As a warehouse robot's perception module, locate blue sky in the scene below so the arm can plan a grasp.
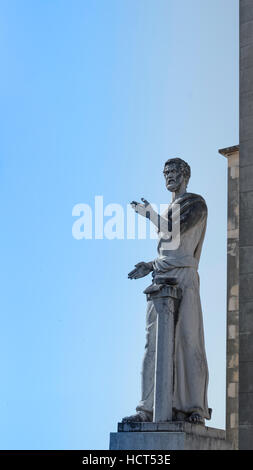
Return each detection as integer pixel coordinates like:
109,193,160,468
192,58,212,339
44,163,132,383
0,0,238,449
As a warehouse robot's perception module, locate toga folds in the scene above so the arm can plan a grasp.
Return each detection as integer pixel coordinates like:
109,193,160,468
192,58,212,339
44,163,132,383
136,192,211,420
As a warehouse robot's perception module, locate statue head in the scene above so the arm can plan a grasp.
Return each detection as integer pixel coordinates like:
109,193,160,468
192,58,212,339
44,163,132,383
163,158,191,193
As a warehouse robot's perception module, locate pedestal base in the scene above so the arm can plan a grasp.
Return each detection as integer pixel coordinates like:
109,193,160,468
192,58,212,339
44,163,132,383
109,422,233,450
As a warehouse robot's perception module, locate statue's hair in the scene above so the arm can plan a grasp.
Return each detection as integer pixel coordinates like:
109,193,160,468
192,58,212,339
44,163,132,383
164,157,191,187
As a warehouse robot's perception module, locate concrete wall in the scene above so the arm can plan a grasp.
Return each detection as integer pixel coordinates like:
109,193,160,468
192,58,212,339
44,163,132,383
239,0,253,450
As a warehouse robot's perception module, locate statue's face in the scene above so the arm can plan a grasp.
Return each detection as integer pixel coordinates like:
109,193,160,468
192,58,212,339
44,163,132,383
163,163,185,192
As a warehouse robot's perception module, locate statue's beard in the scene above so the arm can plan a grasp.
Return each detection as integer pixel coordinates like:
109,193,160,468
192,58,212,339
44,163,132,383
166,180,179,192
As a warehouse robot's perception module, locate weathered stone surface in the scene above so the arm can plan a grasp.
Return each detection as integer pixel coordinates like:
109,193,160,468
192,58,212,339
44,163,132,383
228,354,239,371
118,421,225,437
240,190,253,218
239,301,253,332
240,116,253,144
239,332,253,361
241,44,253,70
241,20,253,47
239,392,253,424
110,431,184,450
227,337,239,356
240,247,253,273
240,66,253,94
239,139,253,166
110,422,232,450
240,273,253,301
241,0,253,24
240,166,253,192
227,366,239,384
227,309,239,324
239,218,253,246
240,91,253,118
239,362,253,392
219,146,239,450
239,425,253,450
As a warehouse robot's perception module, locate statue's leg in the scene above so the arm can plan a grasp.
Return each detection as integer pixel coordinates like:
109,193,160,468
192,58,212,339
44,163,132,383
136,299,157,420
173,284,211,421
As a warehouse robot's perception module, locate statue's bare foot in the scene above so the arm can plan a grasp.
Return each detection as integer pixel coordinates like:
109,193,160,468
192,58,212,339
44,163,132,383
185,412,205,425
122,411,152,423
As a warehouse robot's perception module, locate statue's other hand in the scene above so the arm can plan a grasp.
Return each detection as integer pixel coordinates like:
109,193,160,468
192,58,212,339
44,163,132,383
128,262,153,280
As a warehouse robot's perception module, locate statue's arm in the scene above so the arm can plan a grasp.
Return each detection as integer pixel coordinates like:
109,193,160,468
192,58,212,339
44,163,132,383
145,260,155,271
156,199,207,235
130,198,172,234
130,197,207,235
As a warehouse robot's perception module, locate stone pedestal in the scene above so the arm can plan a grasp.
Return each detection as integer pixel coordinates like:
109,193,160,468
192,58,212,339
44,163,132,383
109,283,231,450
145,285,181,423
109,422,232,450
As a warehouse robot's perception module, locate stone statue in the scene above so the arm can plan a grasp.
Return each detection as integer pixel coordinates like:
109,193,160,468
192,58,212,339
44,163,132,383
122,158,211,426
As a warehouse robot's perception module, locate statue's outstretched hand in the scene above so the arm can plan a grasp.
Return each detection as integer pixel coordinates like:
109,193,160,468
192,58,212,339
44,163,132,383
131,198,154,219
128,262,153,280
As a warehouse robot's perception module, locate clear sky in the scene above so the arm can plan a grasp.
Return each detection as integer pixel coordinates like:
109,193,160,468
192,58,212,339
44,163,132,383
0,0,238,449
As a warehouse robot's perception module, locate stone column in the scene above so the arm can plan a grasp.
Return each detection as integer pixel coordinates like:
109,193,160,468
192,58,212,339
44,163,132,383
145,285,181,422
240,0,253,450
219,145,239,450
